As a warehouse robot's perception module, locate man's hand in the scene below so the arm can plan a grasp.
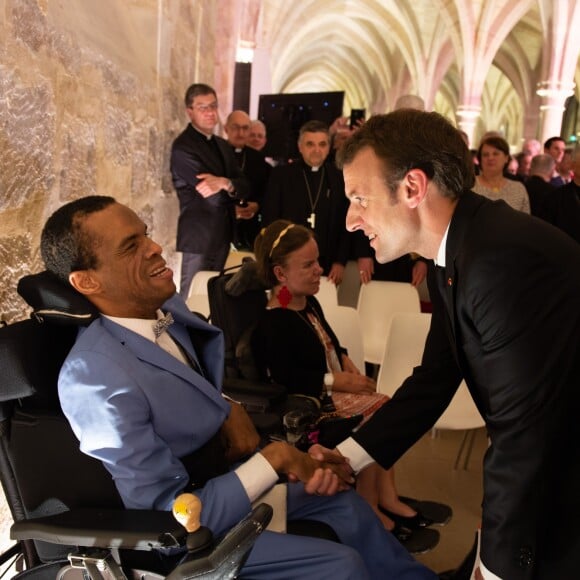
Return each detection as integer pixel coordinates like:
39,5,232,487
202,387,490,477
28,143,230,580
196,173,231,198
327,263,345,285
235,200,259,220
308,444,354,483
357,257,374,285
260,442,354,494
220,401,260,463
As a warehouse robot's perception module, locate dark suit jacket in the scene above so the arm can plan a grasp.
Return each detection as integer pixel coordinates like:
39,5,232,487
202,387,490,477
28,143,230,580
524,175,555,218
262,160,351,272
353,192,580,579
541,180,580,244
171,124,250,254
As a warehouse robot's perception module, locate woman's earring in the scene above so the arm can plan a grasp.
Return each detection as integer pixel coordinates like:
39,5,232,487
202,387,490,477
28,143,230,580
277,285,292,308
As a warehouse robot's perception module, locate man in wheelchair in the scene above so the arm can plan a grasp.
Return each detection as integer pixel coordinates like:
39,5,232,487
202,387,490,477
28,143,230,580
37,196,436,579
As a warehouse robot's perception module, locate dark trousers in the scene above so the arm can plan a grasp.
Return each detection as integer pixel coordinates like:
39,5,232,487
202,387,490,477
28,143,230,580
180,245,230,298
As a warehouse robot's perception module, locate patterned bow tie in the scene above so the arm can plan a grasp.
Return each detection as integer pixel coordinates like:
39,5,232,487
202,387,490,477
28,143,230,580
153,312,174,338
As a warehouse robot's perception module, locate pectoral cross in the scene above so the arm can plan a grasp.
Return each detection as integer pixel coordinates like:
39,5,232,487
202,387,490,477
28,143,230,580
307,212,316,229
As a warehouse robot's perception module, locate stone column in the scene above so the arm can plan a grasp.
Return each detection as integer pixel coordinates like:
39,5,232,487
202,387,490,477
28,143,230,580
536,80,576,142
456,104,482,148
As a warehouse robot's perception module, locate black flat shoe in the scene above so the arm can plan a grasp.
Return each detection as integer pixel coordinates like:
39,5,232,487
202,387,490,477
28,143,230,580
379,505,434,528
398,496,453,526
392,526,440,554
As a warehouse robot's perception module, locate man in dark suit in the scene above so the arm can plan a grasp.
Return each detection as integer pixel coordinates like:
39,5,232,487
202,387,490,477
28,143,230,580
524,154,556,217
262,120,351,285
324,110,580,579
171,84,250,298
224,110,271,251
541,147,580,245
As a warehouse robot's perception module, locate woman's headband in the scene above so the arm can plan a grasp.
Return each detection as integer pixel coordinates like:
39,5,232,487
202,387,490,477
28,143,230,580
268,224,295,258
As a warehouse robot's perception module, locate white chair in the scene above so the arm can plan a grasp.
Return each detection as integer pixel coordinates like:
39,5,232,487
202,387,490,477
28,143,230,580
185,270,219,318
186,293,211,319
225,249,255,270
324,304,365,372
188,270,219,297
316,276,339,312
377,312,484,469
357,281,420,365
376,312,431,396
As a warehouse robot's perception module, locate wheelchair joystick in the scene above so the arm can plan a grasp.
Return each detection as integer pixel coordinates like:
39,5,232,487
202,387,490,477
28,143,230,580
173,493,214,553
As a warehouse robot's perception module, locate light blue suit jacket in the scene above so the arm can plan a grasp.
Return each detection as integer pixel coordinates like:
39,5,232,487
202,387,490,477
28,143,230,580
58,294,253,536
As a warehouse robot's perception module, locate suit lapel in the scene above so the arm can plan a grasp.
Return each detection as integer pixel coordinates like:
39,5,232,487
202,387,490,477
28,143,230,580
100,301,225,407
442,192,488,358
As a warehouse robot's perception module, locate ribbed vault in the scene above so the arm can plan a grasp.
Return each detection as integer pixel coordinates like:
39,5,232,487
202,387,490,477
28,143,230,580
251,0,580,147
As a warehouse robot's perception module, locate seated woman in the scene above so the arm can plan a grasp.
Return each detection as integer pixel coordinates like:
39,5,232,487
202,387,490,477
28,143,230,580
251,219,441,553
473,135,530,213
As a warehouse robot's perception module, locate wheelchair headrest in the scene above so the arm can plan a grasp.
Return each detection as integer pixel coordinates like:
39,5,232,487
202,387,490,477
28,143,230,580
18,271,99,326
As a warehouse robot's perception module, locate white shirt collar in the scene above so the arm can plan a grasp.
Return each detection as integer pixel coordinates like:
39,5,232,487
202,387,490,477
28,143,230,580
104,310,166,343
435,221,451,267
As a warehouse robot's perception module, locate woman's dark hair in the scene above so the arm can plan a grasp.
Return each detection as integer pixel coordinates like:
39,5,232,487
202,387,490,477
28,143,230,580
253,220,314,287
477,136,510,168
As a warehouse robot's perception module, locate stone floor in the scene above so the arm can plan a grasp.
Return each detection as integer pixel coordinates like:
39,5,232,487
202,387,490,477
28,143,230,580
0,426,486,577
397,427,486,575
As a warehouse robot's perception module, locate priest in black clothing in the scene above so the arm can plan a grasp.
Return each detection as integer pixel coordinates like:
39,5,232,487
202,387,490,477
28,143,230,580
224,110,272,251
262,120,351,285
170,84,249,298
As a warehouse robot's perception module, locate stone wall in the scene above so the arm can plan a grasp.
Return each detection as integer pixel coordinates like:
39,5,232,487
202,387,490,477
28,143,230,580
0,0,221,322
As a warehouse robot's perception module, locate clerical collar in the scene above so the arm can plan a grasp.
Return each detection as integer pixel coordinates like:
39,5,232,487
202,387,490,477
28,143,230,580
190,124,214,141
104,310,167,344
301,159,323,173
435,222,451,267
234,147,243,153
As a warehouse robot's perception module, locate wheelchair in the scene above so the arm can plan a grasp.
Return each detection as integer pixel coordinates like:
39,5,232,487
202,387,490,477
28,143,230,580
0,271,273,579
0,270,344,578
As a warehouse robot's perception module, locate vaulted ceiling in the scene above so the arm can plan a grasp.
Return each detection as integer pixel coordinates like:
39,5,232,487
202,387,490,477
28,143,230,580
247,0,580,148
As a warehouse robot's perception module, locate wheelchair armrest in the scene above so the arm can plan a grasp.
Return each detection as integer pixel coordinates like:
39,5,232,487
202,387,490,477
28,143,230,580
222,378,286,413
10,508,186,550
166,503,273,580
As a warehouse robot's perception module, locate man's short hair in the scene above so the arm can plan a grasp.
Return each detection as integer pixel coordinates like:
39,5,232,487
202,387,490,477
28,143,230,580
41,196,116,283
543,136,565,150
184,83,217,108
299,120,329,140
530,154,555,176
337,110,474,200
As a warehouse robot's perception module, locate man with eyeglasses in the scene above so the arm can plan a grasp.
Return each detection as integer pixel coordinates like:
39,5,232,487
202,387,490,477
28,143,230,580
171,83,250,298
224,110,271,251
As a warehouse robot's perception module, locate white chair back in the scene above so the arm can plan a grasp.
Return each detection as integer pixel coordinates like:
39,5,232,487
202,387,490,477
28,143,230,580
188,270,219,297
357,281,420,365
377,311,485,468
316,276,339,312
376,312,431,396
185,270,219,318
324,304,365,372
